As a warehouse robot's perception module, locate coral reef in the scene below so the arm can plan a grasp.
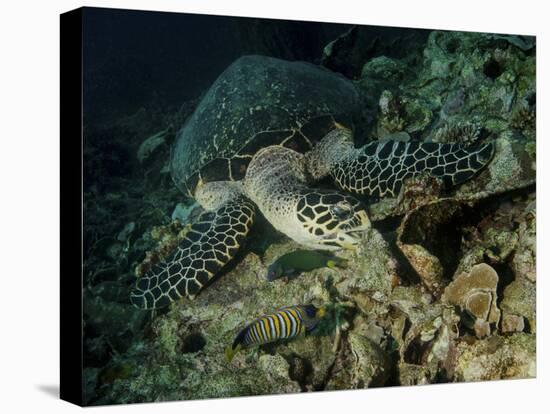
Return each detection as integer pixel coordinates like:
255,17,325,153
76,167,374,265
431,122,482,145
455,334,536,381
83,29,536,404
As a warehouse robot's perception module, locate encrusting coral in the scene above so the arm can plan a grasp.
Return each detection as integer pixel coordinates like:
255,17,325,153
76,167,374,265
442,263,500,339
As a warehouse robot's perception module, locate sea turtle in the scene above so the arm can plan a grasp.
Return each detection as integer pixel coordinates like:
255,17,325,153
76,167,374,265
130,55,494,309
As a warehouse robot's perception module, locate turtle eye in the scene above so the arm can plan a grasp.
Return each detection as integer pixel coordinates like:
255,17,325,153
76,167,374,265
331,201,353,220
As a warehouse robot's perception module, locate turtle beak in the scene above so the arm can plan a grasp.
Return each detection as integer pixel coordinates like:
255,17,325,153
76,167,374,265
323,211,371,250
350,210,370,231
341,210,371,249
336,233,362,250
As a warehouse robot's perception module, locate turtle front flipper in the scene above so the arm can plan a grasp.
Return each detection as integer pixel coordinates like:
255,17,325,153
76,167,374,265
130,196,255,309
333,140,495,198
309,127,495,198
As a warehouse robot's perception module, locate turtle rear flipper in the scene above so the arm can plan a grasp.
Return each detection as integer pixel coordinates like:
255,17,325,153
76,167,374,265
130,196,255,309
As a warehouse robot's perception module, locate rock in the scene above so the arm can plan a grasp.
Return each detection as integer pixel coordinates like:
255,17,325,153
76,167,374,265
362,321,386,346
184,357,301,400
326,331,391,389
376,90,433,138
485,34,536,51
500,277,536,331
257,354,296,385
390,285,459,373
395,306,459,383
473,319,491,339
395,199,463,292
337,227,397,302
442,263,500,328
500,314,525,334
510,105,536,135
383,131,411,142
103,224,398,402
83,295,149,353
322,26,428,80
171,201,200,224
137,130,167,163
512,203,536,282
106,242,123,260
89,281,130,304
427,322,458,380
455,132,535,200
441,88,466,117
398,363,430,386
83,368,100,405
453,195,532,278
398,243,444,297
377,90,405,136
455,334,535,381
283,335,335,390
361,56,409,83
483,227,519,263
117,222,135,242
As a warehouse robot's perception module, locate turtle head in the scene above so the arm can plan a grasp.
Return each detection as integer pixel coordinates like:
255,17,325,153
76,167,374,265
295,191,370,250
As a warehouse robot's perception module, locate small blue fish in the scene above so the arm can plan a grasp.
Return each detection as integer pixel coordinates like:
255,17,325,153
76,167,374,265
225,304,326,362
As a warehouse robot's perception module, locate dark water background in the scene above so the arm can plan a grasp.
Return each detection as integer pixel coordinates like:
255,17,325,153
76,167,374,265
83,8,350,127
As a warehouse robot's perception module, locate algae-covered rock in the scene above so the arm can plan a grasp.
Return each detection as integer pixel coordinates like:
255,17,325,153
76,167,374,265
512,201,536,282
102,225,397,402
398,363,430,386
361,56,409,83
336,227,397,301
137,130,168,164
281,335,336,390
116,222,136,242
390,285,459,376
325,331,391,390
395,199,464,293
398,243,444,297
322,26,428,79
398,312,458,385
500,314,525,334
83,295,149,353
455,334,536,381
83,368,100,405
375,90,433,138
170,201,200,224
500,277,536,331
361,29,536,222
455,132,535,199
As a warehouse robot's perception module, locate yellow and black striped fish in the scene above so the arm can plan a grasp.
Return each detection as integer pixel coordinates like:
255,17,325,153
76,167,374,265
225,304,326,362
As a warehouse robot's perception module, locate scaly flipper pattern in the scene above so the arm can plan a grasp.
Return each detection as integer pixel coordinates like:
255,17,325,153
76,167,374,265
130,196,255,309
332,140,495,198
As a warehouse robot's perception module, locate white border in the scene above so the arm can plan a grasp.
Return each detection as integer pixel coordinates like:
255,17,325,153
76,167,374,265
0,0,546,413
